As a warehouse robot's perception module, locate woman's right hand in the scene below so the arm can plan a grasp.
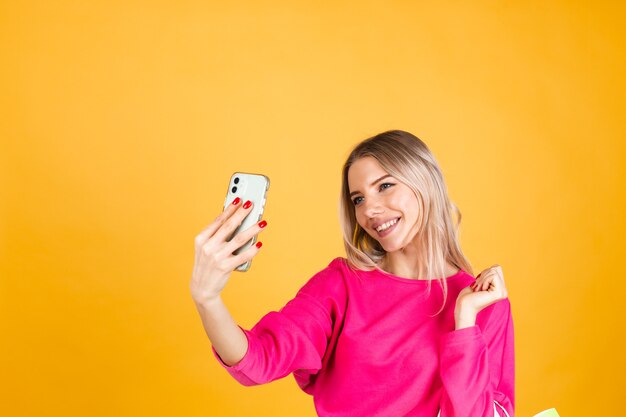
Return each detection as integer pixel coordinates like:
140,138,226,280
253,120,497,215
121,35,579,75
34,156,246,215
190,197,267,306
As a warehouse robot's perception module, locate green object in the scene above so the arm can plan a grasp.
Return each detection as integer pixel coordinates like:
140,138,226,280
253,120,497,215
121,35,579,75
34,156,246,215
533,408,560,417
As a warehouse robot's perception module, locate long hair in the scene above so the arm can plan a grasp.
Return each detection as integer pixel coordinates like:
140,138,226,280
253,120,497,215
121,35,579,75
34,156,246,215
338,130,474,315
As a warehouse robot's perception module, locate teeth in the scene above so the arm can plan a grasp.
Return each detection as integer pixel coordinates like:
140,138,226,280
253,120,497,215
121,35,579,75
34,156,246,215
376,218,399,232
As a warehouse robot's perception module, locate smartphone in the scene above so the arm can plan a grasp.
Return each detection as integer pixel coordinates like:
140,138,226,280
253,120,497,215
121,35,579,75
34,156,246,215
222,172,270,272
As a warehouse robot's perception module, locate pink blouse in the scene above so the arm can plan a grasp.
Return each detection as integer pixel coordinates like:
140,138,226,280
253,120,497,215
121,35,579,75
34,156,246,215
212,257,515,417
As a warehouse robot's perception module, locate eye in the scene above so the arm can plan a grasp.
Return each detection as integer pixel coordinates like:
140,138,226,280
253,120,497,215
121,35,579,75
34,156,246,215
352,196,363,205
352,183,395,206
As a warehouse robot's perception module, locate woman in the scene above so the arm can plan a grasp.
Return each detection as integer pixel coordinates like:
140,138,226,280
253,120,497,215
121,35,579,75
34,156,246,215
190,130,514,417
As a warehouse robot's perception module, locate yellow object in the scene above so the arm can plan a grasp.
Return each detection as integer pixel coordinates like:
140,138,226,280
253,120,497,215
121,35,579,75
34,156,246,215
533,408,560,417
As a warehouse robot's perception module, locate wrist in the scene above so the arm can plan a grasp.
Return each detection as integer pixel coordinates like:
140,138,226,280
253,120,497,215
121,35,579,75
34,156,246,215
195,296,223,310
454,304,477,330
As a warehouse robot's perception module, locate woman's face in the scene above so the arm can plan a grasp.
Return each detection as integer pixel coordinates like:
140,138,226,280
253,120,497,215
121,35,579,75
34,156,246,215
347,156,421,253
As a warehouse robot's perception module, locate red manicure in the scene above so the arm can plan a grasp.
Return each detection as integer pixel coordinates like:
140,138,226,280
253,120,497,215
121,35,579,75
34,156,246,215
258,220,267,228
232,197,241,205
243,200,252,209
255,241,263,248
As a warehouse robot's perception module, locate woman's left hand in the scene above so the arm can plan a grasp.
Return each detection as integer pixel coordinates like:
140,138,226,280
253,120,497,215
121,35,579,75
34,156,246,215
455,264,509,318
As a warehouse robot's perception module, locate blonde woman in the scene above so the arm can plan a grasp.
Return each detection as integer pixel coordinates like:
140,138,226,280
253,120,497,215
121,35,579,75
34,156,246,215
190,130,514,417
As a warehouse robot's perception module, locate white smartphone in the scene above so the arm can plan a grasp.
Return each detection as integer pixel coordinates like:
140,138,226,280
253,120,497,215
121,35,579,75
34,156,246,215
222,172,270,272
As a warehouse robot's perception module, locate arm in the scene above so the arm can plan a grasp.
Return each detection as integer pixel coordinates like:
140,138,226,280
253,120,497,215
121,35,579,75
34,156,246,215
190,196,267,367
454,305,477,330
439,298,515,417
194,297,248,366
210,261,347,389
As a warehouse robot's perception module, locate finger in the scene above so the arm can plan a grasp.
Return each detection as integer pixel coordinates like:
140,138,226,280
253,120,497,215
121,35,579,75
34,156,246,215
484,267,504,289
472,269,494,291
481,272,497,291
471,270,482,286
485,274,506,296
222,218,268,256
472,269,489,286
224,237,263,272
212,200,255,243
195,197,243,247
492,270,508,297
495,266,505,283
193,197,242,268
490,265,504,280
472,265,508,295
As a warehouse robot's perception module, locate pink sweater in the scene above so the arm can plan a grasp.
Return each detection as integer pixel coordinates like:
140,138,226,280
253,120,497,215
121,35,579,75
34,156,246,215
212,257,515,417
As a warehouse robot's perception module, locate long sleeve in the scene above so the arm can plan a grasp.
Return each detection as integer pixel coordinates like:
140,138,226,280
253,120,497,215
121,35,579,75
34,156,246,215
438,298,515,417
211,262,347,392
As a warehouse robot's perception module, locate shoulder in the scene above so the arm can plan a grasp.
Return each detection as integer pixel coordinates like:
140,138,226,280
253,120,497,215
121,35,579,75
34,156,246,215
296,257,350,299
311,257,351,278
289,257,350,318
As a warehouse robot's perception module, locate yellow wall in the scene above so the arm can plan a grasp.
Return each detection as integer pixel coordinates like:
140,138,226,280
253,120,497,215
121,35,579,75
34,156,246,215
1,1,624,416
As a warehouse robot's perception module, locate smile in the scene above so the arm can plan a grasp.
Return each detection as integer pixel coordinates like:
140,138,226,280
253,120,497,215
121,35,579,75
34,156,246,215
376,217,401,237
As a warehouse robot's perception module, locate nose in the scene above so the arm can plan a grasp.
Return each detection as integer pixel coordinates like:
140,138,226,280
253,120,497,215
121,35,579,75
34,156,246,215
362,196,385,219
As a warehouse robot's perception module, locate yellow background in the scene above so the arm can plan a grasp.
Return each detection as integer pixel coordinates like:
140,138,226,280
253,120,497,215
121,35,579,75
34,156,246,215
1,1,624,416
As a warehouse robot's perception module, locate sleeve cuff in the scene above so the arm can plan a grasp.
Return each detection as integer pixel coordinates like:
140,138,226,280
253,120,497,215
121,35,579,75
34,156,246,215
440,324,483,346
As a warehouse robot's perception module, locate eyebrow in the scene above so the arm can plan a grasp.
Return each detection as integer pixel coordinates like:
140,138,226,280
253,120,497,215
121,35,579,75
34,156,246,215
349,174,393,198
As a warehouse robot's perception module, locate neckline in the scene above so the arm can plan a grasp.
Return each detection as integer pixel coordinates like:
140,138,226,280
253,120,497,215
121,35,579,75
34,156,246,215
370,267,466,284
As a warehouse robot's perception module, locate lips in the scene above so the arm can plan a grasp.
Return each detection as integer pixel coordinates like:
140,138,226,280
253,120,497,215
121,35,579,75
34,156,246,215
372,217,401,231
375,217,401,237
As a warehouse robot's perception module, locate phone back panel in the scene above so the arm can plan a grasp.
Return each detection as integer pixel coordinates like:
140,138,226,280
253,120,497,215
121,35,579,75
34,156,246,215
222,172,270,272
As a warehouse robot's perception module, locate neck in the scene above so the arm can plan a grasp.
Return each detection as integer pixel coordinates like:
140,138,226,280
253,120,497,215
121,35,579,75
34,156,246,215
382,249,458,280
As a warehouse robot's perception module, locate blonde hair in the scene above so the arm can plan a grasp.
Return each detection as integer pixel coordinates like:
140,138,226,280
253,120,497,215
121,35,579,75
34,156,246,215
338,130,474,315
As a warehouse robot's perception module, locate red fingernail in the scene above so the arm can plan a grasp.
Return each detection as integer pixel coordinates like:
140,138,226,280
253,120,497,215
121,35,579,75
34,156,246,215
243,200,252,209
258,220,267,228
232,197,241,205
255,241,262,248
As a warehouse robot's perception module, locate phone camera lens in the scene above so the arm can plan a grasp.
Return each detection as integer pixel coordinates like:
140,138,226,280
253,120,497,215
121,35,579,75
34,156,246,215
231,186,237,193
234,178,240,184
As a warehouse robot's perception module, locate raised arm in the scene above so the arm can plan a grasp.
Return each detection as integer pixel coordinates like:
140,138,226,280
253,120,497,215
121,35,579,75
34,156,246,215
190,197,267,366
210,259,347,390
438,265,514,416
439,297,515,417
194,297,248,366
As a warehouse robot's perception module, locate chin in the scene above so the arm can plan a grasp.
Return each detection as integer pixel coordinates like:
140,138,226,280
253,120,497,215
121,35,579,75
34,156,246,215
379,241,403,253
384,246,403,254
